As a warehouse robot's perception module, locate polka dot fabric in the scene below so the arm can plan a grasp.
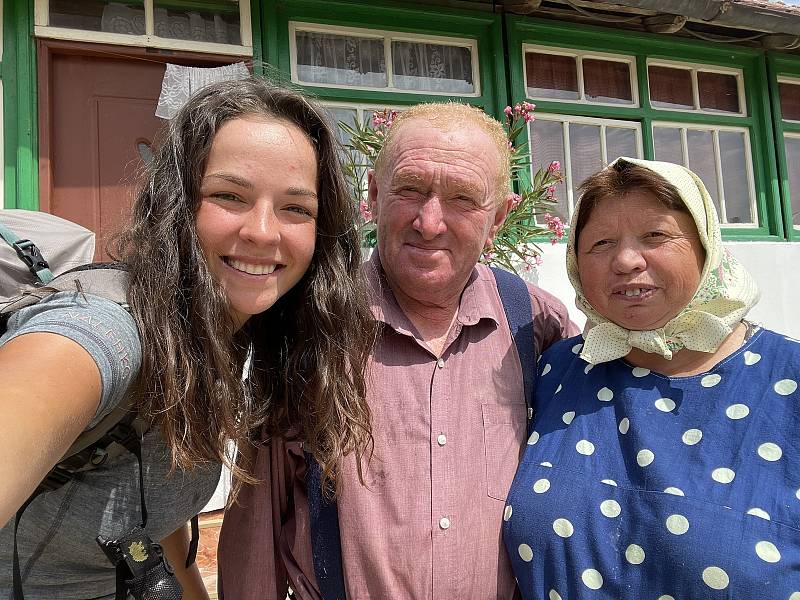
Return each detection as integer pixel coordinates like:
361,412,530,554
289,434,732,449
503,330,800,598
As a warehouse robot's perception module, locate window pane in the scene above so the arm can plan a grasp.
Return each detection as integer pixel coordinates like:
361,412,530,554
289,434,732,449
606,127,638,163
296,31,386,88
152,1,241,44
49,0,145,34
569,123,603,205
698,71,740,114
653,127,683,164
392,42,474,93
780,82,800,122
686,130,721,215
525,52,579,100
718,131,753,223
530,120,568,221
325,107,359,145
785,137,800,227
583,59,632,104
649,66,693,110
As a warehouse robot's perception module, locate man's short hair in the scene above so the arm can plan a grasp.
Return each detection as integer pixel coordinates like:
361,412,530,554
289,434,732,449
373,103,511,204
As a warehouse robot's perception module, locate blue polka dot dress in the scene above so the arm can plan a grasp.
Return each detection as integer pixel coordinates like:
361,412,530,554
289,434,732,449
503,328,800,599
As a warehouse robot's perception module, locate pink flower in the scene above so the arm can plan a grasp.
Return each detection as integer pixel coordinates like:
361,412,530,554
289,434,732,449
534,254,543,266
543,213,565,244
510,193,522,209
512,102,536,124
504,106,513,116
359,200,373,223
547,160,561,173
371,109,398,130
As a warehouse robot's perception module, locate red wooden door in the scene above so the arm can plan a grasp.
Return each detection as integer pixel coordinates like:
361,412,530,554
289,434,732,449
39,40,246,259
43,49,164,259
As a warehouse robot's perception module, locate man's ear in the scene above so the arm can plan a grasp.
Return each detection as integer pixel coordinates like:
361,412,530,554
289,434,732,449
367,169,379,218
485,193,514,249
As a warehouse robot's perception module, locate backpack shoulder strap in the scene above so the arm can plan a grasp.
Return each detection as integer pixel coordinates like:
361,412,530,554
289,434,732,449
490,267,537,421
305,452,347,600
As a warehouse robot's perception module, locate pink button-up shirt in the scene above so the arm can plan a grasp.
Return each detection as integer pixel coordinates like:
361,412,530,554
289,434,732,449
219,257,578,600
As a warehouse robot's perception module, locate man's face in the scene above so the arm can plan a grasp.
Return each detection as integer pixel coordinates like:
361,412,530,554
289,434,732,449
369,121,510,305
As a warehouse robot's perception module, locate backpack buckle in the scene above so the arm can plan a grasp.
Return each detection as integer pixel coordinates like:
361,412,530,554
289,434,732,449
12,239,51,278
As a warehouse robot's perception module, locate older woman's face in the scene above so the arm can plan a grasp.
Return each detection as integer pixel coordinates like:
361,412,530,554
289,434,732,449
577,190,705,331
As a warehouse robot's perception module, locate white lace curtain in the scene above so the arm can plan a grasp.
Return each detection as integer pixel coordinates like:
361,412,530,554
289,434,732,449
392,42,473,93
101,3,239,45
296,31,386,87
296,31,473,93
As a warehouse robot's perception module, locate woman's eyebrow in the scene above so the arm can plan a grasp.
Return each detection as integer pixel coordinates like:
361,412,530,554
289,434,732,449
287,186,318,199
203,172,253,189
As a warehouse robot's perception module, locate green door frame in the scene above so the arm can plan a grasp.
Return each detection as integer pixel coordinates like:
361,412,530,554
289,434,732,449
3,0,38,210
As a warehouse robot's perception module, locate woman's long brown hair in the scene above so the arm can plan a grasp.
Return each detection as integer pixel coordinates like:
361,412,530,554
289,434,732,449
114,77,375,491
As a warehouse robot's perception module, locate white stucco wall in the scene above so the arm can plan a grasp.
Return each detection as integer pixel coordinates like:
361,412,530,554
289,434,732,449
535,241,800,339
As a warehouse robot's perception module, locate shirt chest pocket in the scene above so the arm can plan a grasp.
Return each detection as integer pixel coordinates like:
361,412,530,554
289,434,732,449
481,403,527,500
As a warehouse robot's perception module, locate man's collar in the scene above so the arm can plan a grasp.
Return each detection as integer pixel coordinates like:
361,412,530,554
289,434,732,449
365,251,502,332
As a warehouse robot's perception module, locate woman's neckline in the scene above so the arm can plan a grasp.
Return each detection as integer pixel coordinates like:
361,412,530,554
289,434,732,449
621,321,756,378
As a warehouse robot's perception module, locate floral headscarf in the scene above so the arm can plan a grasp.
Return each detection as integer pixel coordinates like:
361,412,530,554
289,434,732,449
567,157,760,365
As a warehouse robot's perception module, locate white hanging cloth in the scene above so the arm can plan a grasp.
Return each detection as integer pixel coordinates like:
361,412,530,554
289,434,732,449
155,62,250,119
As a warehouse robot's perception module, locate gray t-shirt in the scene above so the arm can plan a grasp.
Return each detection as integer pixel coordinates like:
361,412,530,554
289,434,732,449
0,292,221,599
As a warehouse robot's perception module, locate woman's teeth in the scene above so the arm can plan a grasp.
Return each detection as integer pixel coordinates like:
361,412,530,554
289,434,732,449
625,288,644,297
227,259,276,275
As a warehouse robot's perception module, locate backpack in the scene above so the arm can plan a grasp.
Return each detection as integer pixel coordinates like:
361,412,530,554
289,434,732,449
0,210,198,600
306,266,537,600
0,209,95,297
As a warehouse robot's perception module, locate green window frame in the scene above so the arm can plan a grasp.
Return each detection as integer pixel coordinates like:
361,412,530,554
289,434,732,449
507,16,782,241
267,0,506,119
768,53,800,241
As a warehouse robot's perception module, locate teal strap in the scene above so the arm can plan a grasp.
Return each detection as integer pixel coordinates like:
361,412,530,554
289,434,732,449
0,221,54,284
0,221,22,246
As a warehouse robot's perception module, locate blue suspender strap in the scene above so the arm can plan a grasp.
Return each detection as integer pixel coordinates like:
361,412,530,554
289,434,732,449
0,221,54,284
305,452,347,600
490,267,537,422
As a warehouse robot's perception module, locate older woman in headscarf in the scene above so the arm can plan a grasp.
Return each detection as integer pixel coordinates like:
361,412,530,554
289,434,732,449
502,157,800,598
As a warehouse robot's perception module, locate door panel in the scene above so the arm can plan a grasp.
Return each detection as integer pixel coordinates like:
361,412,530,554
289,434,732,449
48,51,164,260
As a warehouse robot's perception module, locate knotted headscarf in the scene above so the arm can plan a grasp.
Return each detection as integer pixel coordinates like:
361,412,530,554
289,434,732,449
567,157,760,365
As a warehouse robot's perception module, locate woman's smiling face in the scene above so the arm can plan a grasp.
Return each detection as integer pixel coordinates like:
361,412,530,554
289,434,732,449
576,190,705,331
195,116,319,329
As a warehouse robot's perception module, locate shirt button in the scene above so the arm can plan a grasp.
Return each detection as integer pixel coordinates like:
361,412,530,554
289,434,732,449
439,517,451,530
436,358,445,369
437,434,447,446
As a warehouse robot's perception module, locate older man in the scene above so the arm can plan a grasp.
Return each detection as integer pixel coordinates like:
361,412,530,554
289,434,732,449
218,103,577,599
